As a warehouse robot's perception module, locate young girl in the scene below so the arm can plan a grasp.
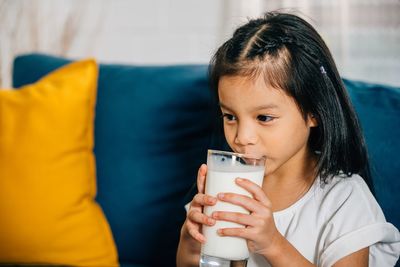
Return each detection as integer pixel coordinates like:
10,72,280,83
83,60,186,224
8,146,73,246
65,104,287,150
176,12,400,267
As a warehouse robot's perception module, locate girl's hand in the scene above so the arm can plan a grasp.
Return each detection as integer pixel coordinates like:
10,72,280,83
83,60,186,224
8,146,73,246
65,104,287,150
183,164,217,243
212,178,282,255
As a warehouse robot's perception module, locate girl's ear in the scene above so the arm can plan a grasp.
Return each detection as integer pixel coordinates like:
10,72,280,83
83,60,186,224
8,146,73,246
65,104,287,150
308,113,318,127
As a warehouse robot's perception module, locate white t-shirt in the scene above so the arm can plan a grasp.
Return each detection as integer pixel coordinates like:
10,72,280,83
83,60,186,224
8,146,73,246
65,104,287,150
249,174,400,266
188,174,400,266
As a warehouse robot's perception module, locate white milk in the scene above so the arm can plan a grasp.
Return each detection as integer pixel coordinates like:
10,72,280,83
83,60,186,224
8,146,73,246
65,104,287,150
201,166,265,260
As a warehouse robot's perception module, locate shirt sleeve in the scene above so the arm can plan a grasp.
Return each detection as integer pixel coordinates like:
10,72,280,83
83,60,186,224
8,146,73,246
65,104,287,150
317,175,400,266
184,202,191,213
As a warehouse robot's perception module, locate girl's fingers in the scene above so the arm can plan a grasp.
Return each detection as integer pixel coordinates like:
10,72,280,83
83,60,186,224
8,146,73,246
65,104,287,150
188,209,216,226
192,193,217,207
212,211,256,227
217,192,264,214
185,187,216,244
217,227,251,240
186,220,206,243
235,178,272,208
197,164,207,193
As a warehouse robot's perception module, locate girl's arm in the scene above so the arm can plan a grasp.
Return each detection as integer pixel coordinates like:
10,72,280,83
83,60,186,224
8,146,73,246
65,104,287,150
258,233,314,266
258,236,368,266
332,247,369,267
176,222,201,267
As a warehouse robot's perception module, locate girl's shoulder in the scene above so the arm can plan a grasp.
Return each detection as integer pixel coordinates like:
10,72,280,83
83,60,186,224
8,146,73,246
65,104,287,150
320,173,372,198
312,174,400,266
274,174,376,219
316,173,385,223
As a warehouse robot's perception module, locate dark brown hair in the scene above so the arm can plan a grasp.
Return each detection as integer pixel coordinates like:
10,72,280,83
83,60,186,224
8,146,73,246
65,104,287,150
209,11,373,190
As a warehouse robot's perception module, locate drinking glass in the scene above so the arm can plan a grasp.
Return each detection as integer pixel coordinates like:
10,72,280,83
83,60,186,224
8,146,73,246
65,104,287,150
200,150,266,267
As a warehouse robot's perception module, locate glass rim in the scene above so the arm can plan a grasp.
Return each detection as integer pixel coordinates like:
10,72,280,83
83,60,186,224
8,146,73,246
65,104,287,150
208,149,266,161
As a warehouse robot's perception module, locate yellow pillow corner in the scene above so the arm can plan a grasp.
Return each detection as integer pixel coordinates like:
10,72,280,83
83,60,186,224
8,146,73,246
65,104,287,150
0,59,119,267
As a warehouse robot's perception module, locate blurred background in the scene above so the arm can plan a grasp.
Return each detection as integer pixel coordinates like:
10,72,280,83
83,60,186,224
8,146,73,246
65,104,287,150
1,0,399,88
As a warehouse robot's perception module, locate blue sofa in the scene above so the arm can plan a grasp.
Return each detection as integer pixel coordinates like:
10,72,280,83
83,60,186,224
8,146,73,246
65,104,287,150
12,54,400,267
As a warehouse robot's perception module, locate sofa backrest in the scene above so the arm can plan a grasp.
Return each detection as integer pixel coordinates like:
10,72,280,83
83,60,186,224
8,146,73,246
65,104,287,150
12,54,218,266
12,54,400,265
343,78,400,229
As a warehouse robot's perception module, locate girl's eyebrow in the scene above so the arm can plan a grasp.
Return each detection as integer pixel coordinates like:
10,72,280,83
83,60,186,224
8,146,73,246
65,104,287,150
219,102,279,112
219,102,233,111
250,104,279,111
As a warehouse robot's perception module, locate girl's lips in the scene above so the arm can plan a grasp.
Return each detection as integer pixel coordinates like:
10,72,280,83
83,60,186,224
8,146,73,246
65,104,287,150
244,153,266,160
231,147,267,159
235,150,266,160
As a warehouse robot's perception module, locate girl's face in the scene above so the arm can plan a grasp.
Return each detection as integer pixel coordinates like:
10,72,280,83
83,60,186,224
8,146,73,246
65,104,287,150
218,75,318,177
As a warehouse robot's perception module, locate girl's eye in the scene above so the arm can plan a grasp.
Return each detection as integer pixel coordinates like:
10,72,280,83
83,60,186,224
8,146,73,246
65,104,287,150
222,113,237,122
257,115,274,123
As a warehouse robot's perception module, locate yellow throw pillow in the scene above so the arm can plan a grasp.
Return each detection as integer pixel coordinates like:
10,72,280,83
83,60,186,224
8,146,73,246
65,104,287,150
0,60,119,266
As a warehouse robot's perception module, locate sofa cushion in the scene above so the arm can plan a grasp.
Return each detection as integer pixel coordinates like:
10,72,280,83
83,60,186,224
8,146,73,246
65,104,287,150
12,54,216,266
343,78,400,228
0,59,118,266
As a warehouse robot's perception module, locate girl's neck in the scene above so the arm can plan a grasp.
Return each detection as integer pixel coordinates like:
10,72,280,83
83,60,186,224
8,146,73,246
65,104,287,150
262,150,318,212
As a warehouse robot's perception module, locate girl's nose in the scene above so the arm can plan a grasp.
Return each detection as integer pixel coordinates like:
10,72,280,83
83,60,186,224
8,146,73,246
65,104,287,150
234,123,258,146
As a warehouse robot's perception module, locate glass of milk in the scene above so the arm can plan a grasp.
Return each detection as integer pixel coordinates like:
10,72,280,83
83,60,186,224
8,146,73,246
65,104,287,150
200,149,266,267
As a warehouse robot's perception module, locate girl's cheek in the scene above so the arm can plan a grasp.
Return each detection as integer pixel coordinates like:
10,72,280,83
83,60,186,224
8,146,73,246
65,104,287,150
224,132,237,147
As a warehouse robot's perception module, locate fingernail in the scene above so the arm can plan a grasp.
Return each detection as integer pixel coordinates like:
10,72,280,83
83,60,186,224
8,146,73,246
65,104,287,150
218,193,224,199
208,218,215,225
217,229,223,236
212,212,218,219
202,164,207,171
236,178,244,182
206,196,216,204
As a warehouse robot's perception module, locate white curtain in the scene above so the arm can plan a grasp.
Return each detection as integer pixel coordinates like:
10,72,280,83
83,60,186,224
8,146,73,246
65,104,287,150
1,0,399,88
0,0,106,88
220,0,400,87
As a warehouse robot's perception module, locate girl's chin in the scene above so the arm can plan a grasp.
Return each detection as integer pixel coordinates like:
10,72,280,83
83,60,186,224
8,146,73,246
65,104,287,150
263,161,275,175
